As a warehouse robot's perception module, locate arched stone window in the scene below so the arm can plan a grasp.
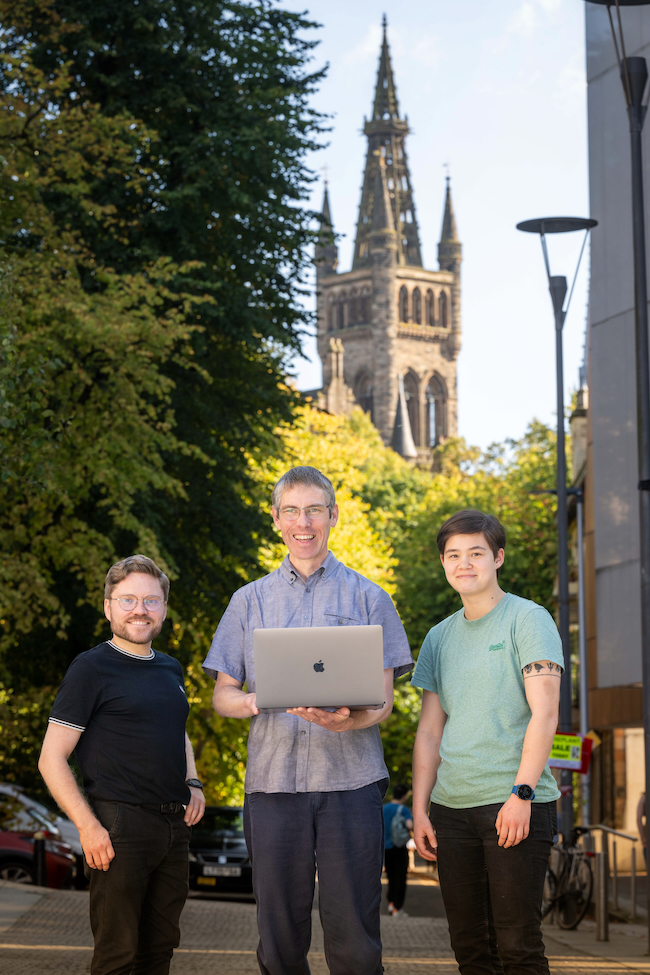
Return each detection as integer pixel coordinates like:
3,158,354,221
425,289,434,326
349,289,358,325
336,293,347,330
412,288,422,325
355,371,374,421
399,286,409,323
327,297,336,332
403,371,420,446
439,290,448,328
360,289,370,323
426,374,447,447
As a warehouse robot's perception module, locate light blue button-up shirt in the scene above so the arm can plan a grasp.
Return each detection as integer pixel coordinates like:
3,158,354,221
203,552,413,794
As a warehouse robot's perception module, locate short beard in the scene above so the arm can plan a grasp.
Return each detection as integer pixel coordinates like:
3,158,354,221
111,617,164,645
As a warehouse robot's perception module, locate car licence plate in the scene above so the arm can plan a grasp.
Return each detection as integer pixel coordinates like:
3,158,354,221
202,865,242,877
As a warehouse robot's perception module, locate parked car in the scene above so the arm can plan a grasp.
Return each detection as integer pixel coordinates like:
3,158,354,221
0,785,76,888
0,828,74,887
0,784,82,855
189,806,252,894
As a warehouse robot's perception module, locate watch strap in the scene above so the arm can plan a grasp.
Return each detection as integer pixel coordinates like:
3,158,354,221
512,784,535,801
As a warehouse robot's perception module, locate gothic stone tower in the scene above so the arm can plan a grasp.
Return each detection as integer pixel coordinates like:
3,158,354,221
314,17,462,461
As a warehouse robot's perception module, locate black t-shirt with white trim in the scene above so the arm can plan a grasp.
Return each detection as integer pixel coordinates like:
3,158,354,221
49,641,191,805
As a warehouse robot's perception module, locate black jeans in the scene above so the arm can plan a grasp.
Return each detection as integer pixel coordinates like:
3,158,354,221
384,846,408,910
430,801,556,975
244,779,388,975
89,800,190,975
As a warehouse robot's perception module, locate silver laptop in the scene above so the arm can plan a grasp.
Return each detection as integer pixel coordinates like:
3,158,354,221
253,625,384,713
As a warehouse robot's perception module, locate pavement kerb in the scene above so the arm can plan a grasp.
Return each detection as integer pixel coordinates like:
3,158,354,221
0,880,53,896
543,920,650,971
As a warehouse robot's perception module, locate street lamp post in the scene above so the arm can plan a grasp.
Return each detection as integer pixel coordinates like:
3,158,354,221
516,216,597,841
575,487,590,824
584,0,650,949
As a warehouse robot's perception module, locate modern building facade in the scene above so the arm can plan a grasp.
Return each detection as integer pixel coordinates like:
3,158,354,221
584,3,650,849
313,18,462,463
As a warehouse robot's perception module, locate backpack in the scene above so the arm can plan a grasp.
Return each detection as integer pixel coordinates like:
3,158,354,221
390,805,410,848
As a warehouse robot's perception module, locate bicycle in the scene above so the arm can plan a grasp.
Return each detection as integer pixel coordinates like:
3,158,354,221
541,826,594,930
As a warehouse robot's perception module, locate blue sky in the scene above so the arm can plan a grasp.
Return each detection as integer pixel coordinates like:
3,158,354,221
282,0,591,450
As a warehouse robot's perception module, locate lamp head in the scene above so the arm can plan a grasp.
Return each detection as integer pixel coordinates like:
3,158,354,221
517,217,598,235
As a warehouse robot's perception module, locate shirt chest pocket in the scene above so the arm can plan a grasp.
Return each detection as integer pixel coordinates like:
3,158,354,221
322,613,361,627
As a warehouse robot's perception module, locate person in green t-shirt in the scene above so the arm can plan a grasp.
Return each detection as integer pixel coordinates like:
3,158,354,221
411,509,563,975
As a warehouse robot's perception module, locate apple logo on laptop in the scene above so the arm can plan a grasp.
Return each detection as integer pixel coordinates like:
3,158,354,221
313,660,325,673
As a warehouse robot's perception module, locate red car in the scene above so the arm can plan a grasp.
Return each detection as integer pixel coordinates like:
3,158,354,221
0,795,74,888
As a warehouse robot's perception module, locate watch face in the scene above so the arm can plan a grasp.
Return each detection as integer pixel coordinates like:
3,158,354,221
517,785,534,801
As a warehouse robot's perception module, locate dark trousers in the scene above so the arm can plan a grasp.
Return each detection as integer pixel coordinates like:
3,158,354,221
430,801,556,975
384,846,408,910
244,780,388,975
89,800,190,975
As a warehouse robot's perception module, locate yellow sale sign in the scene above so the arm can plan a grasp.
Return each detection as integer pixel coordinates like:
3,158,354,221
548,733,583,771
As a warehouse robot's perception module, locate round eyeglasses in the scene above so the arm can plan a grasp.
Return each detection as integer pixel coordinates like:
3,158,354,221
108,596,164,612
278,505,332,522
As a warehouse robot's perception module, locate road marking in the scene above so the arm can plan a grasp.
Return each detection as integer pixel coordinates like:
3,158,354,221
0,944,646,970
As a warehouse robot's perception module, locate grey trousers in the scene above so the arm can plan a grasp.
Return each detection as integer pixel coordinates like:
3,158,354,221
244,779,388,975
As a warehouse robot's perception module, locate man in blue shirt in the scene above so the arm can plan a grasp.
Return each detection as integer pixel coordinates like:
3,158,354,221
383,785,413,917
204,466,414,975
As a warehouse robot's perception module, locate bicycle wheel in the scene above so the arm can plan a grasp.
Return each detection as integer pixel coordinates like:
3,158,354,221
541,866,558,919
556,857,593,930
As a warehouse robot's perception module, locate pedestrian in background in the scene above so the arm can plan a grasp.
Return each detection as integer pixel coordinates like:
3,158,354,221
383,784,413,917
204,466,414,975
39,555,205,975
411,510,562,975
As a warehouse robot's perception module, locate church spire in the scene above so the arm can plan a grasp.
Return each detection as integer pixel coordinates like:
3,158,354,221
321,182,333,226
352,17,422,270
438,175,462,271
315,181,338,278
371,14,400,124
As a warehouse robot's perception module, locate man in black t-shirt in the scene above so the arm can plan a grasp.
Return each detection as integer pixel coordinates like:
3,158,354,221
39,555,205,975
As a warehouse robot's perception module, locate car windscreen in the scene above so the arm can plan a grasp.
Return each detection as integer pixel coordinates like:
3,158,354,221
192,808,244,842
0,796,57,835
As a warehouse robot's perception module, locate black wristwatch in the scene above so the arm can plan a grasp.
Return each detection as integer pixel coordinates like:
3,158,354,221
186,778,203,790
511,784,535,801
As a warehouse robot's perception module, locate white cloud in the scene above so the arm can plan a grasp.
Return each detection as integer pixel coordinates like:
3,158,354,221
507,0,566,38
342,22,442,72
508,2,539,39
409,32,444,68
342,23,382,66
553,59,588,112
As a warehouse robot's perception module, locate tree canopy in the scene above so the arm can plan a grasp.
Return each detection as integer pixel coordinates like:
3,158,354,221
0,0,326,693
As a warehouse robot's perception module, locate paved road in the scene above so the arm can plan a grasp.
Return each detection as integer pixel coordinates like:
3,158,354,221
2,879,650,974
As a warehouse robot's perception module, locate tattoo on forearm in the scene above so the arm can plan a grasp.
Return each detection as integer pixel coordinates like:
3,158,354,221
522,660,562,678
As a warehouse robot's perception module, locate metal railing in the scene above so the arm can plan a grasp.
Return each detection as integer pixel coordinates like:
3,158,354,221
582,824,639,941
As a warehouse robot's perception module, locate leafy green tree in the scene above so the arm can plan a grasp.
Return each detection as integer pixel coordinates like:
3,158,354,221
395,422,560,653
0,0,325,678
1,0,327,654
0,24,209,684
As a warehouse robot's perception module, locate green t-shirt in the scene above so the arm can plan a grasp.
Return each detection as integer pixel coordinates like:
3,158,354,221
411,592,563,808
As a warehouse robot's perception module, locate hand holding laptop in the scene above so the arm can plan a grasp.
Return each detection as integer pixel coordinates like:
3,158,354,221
287,706,353,733
253,625,385,714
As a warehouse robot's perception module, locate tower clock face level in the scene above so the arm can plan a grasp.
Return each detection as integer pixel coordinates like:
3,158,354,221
313,18,462,462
